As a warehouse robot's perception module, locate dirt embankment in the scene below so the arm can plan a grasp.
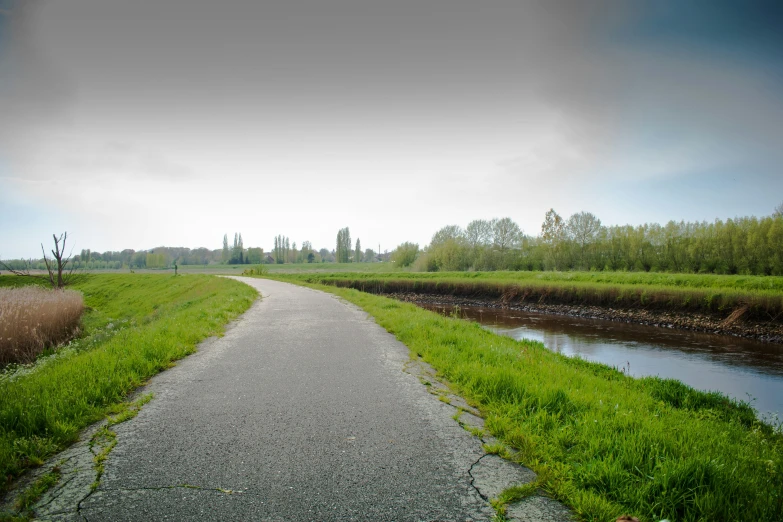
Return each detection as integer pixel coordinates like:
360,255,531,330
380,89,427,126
385,292,783,344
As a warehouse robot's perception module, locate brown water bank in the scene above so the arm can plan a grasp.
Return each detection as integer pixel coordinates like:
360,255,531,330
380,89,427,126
385,292,783,344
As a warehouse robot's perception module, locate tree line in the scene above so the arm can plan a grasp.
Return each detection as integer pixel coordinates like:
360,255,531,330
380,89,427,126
399,208,783,275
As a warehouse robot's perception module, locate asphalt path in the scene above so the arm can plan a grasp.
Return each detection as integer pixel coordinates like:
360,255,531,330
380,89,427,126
72,277,498,521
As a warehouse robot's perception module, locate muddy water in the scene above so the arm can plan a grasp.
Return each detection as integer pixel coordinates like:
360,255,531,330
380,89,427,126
419,303,783,420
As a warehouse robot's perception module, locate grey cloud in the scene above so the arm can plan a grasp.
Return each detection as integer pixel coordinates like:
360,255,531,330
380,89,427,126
3,0,782,186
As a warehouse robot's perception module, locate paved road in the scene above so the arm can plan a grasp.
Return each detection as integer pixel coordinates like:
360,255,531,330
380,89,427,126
66,278,497,520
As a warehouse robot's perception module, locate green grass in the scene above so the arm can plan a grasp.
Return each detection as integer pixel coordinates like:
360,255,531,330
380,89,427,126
12,467,61,514
252,262,398,274
267,276,782,521
163,262,398,275
269,271,783,321
0,274,256,491
267,269,783,291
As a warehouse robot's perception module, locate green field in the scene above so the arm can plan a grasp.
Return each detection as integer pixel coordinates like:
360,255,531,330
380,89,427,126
179,262,400,275
0,274,257,491
261,268,783,291
264,270,783,321
265,275,782,521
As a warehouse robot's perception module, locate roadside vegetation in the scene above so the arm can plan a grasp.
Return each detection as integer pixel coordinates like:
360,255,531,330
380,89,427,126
267,271,783,323
0,274,256,492
0,287,84,366
268,275,782,521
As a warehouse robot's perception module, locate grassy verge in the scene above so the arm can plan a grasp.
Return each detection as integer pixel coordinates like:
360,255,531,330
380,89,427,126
273,271,783,322
267,275,782,521
0,274,256,491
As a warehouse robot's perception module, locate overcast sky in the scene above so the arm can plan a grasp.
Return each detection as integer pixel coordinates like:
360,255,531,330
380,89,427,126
1,0,782,258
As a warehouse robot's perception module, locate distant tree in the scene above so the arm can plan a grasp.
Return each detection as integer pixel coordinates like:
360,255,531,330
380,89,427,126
246,247,263,264
319,248,333,262
354,238,362,263
465,220,493,247
566,211,602,268
391,242,419,267
146,251,168,268
299,241,313,263
541,209,566,244
336,227,352,263
222,234,230,263
492,217,522,252
430,225,465,247
273,235,287,264
363,248,376,262
775,202,783,218
131,251,147,268
541,209,567,270
307,252,315,263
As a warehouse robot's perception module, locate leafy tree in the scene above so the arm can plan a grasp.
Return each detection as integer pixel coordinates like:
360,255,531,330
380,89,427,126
273,235,288,264
775,202,783,218
465,219,493,247
391,242,419,267
299,241,313,263
228,233,244,264
222,234,230,264
492,217,521,252
246,247,264,264
430,225,464,247
567,211,602,269
354,238,362,263
336,227,352,263
541,209,567,270
146,252,167,268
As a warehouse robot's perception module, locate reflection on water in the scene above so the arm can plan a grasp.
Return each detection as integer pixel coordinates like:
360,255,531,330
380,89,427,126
420,304,783,419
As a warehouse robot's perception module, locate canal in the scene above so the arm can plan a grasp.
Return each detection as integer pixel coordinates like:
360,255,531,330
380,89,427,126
419,303,783,420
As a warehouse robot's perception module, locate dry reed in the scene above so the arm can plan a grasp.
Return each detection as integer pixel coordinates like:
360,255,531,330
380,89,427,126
0,287,84,366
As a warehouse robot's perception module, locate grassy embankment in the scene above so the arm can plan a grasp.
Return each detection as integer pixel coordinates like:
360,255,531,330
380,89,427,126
265,274,782,521
0,274,256,491
272,270,783,322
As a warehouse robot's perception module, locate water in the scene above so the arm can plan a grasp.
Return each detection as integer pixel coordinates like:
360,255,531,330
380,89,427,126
419,303,783,420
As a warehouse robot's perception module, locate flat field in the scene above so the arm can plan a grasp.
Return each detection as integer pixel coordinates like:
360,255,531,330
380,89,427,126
268,270,783,320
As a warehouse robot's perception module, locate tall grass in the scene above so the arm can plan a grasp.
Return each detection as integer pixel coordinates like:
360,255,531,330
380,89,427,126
0,274,256,490
281,279,783,521
274,272,783,322
0,287,84,366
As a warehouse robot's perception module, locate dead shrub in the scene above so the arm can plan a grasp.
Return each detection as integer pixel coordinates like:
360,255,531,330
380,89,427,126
0,287,84,366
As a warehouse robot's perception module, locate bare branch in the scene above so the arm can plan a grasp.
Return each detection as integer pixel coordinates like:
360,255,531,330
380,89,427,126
4,232,80,288
42,242,56,288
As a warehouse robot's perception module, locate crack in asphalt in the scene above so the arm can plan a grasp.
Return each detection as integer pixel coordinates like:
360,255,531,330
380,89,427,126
468,454,492,502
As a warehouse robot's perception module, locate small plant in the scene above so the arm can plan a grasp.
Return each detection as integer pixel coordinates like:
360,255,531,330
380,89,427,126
13,466,61,513
242,265,268,276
